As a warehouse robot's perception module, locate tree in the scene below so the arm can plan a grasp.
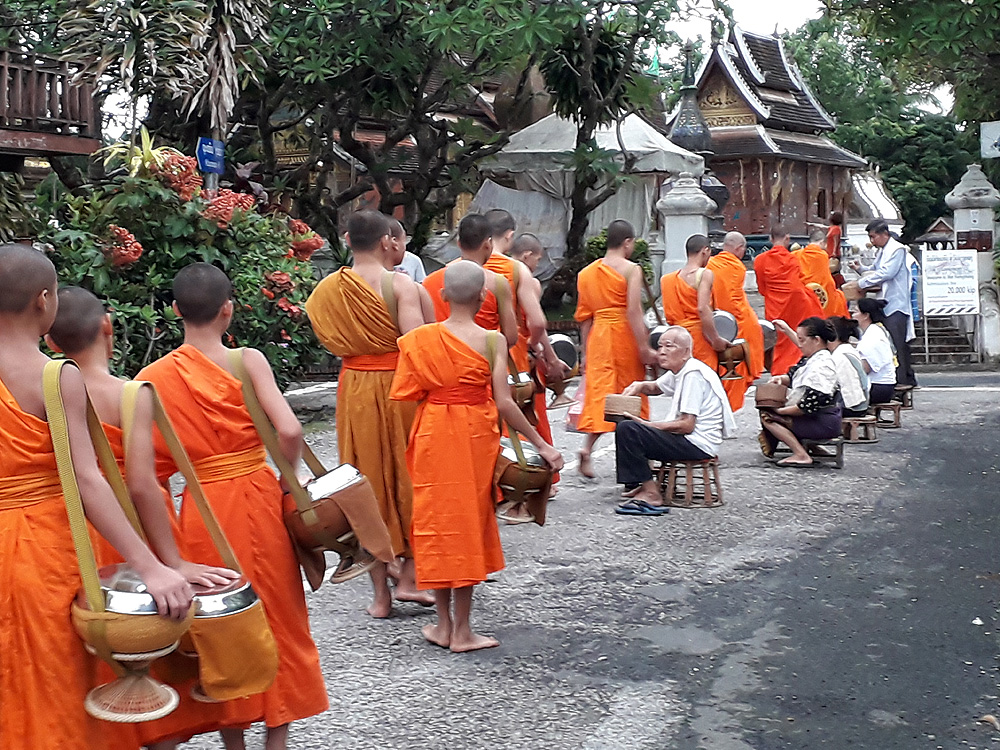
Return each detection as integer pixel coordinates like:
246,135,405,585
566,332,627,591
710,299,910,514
539,1,678,260
214,0,567,246
825,0,1000,126
834,114,972,240
782,16,920,125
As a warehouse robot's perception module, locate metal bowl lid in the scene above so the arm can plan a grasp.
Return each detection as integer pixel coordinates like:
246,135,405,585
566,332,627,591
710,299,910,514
712,310,739,342
97,564,159,615
305,463,363,503
549,335,579,367
499,437,547,468
759,319,777,350
192,576,258,618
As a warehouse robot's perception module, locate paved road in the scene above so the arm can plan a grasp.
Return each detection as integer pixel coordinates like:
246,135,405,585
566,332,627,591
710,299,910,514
184,376,999,749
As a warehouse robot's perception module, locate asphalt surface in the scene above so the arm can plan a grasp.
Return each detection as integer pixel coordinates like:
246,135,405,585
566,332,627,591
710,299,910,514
181,373,999,749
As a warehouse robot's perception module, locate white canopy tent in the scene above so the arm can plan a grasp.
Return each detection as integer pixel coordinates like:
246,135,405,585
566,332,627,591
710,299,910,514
426,114,704,276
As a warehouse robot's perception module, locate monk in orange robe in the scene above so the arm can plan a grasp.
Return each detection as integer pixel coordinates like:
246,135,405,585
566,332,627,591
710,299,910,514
47,287,241,750
422,213,518,347
661,233,730,374
138,263,328,750
508,234,569,476
575,220,657,477
793,231,849,317
707,232,766,411
0,245,192,750
306,210,432,618
390,260,562,652
753,225,824,375
826,211,845,288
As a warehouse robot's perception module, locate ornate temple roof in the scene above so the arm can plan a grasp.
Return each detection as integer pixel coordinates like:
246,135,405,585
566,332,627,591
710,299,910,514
666,26,866,168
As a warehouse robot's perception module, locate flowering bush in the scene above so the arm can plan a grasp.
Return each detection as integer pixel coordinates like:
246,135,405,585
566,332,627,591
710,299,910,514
36,169,322,387
149,153,202,201
288,218,324,261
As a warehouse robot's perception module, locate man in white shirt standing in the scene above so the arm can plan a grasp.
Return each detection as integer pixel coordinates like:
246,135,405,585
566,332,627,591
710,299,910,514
850,218,916,386
614,326,736,516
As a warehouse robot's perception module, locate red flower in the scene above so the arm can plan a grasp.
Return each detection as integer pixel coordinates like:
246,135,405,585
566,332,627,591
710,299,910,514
150,153,202,201
203,189,256,228
261,287,275,300
264,270,294,293
280,328,292,341
288,218,324,261
289,219,310,235
276,296,303,320
105,224,143,267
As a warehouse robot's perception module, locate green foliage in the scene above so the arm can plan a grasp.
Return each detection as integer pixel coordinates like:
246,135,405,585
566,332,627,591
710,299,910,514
827,0,1000,126
834,114,973,240
0,172,40,242
36,168,321,387
583,230,652,280
782,16,921,125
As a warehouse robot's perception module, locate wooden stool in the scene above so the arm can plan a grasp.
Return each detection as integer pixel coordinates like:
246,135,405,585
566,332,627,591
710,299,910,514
842,416,879,443
870,401,902,428
894,385,914,410
653,458,723,508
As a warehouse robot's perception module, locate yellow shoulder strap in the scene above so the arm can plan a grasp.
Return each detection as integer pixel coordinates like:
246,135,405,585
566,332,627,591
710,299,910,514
225,349,325,521
122,381,242,573
43,360,105,612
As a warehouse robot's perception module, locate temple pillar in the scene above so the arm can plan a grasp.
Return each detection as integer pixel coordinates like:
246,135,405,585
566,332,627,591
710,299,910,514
656,172,717,277
945,164,1000,361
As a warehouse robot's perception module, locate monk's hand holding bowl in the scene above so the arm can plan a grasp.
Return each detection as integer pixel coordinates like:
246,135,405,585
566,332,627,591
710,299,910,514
539,444,564,472
712,336,732,353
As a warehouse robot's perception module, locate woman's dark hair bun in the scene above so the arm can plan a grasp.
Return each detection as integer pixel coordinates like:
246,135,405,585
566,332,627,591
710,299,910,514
800,316,838,343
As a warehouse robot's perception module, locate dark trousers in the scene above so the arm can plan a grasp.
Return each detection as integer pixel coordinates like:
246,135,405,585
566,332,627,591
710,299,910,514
883,311,917,386
869,383,896,405
615,420,712,485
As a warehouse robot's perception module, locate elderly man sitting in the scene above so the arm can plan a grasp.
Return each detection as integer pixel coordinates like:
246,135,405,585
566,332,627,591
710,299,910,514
614,326,735,516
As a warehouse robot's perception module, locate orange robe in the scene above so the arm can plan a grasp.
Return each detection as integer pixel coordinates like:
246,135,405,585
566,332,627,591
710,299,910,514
92,419,218,748
484,253,557,478
389,324,504,589
707,252,765,411
305,268,416,556
138,345,328,730
660,270,719,371
0,376,108,750
574,260,648,432
754,246,824,375
793,243,849,317
826,224,845,288
423,266,501,329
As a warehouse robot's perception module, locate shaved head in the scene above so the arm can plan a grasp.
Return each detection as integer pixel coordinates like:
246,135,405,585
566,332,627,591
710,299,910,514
510,233,543,259
663,325,693,353
443,260,485,306
0,243,57,314
48,287,106,354
173,263,232,324
722,231,747,258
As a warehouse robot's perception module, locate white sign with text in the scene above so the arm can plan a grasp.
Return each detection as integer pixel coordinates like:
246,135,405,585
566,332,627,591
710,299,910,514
922,248,980,316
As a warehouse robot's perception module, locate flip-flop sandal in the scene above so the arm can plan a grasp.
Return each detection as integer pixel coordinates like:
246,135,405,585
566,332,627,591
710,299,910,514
774,459,816,468
615,500,669,516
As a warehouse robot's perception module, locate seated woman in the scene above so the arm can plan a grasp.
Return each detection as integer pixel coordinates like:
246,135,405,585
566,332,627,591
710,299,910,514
853,298,896,405
828,316,869,417
759,317,842,466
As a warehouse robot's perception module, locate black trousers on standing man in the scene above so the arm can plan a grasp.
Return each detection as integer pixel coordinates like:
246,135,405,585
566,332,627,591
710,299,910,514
882,311,917,387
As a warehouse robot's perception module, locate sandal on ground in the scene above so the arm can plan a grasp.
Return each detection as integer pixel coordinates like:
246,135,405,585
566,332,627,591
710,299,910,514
757,430,775,458
774,457,816,468
615,499,669,516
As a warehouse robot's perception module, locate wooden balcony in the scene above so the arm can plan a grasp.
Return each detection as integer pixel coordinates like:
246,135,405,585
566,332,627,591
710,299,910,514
0,48,101,170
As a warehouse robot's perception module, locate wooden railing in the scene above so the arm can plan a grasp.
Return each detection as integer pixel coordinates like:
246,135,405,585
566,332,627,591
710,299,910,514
0,49,95,137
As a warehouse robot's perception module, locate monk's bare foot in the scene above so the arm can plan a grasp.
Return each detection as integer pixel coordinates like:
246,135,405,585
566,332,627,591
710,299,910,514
394,587,436,607
578,451,596,478
422,623,451,648
366,595,392,619
449,632,499,653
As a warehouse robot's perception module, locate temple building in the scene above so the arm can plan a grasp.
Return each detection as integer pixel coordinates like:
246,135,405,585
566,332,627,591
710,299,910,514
668,26,867,239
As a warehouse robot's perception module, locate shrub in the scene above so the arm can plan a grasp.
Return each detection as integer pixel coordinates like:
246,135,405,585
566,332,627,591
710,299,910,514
36,167,322,387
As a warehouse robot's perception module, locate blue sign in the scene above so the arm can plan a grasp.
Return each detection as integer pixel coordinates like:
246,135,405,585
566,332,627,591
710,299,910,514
196,137,225,174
